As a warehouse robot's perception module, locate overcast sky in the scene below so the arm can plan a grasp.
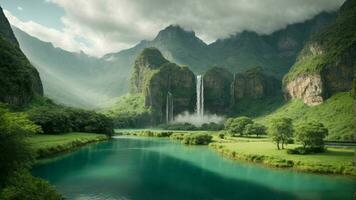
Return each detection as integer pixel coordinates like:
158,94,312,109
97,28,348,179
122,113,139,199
0,0,345,57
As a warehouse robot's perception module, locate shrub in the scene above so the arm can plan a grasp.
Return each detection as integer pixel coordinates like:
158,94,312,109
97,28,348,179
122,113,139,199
287,147,326,155
182,133,213,145
218,133,225,139
160,123,197,131
200,122,224,131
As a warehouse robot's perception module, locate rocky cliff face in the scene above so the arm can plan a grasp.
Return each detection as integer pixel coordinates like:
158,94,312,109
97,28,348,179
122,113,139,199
202,67,280,114
232,67,281,101
0,7,43,106
131,48,195,123
283,0,356,106
203,67,233,114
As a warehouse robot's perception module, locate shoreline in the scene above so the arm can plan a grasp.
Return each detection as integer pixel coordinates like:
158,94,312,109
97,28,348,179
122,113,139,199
209,142,356,177
117,131,356,177
28,133,109,159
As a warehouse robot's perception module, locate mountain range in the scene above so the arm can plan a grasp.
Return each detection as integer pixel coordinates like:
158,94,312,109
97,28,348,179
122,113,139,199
12,11,336,108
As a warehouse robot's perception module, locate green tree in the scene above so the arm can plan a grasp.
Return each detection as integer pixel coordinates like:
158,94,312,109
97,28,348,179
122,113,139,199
224,116,253,136
270,118,293,150
295,122,328,150
244,123,267,137
0,105,40,187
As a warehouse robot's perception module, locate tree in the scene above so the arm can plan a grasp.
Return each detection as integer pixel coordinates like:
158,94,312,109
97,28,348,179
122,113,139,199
295,122,328,150
224,116,253,136
244,123,267,137
0,105,40,187
269,118,293,150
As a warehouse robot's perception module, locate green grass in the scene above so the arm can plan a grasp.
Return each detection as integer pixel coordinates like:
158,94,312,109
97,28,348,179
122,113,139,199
210,139,356,176
255,92,354,141
27,132,108,158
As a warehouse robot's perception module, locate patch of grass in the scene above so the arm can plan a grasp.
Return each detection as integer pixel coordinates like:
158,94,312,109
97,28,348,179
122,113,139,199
210,140,356,175
26,132,108,158
256,92,354,141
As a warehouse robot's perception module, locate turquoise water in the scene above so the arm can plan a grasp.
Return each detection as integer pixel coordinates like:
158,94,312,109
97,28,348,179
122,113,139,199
33,136,356,200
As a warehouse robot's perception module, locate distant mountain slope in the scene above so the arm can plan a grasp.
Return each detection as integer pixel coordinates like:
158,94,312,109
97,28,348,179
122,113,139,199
0,7,43,107
13,27,130,108
105,12,335,78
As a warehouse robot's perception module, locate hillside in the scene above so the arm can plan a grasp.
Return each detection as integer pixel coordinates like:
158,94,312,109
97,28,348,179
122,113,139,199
256,92,354,141
283,0,356,105
0,7,43,107
12,27,130,108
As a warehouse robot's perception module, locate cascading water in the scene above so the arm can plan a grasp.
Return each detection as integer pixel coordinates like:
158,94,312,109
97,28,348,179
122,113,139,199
166,92,174,123
196,75,204,118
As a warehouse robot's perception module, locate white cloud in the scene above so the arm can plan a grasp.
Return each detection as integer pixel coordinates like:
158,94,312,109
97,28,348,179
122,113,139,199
17,6,23,11
6,0,346,57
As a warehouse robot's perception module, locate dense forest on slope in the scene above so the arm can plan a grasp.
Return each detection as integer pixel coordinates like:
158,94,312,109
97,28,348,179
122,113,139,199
0,7,43,107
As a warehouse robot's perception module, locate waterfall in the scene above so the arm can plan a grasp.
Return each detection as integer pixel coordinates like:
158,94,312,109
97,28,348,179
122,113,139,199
196,75,204,117
166,92,174,123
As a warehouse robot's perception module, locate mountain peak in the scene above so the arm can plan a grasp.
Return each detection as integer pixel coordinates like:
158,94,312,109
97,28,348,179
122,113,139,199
154,25,196,41
0,7,19,46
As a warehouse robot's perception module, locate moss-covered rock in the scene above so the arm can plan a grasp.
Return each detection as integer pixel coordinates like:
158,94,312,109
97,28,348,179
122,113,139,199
0,7,43,107
131,47,195,124
203,67,233,114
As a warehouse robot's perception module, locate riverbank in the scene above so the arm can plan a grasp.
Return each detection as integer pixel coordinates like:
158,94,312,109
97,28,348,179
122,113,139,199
27,132,108,159
116,129,356,176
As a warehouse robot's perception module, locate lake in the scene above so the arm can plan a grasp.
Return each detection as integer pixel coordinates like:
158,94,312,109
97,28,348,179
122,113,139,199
33,136,356,200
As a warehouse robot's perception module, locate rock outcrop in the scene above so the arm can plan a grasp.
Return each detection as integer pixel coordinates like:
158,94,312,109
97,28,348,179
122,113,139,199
131,47,195,123
0,7,43,106
203,67,233,114
283,0,356,106
202,67,281,114
232,67,281,101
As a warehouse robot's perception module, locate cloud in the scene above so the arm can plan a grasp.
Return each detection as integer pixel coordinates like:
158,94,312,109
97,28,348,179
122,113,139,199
17,6,23,11
4,10,86,53
8,0,346,57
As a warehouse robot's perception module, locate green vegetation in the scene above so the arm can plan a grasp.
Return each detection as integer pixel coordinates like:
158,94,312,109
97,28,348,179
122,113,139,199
210,140,356,176
256,92,354,141
182,133,213,145
102,94,151,128
0,105,62,199
269,118,294,150
27,102,113,136
224,117,253,136
244,123,267,137
295,122,328,150
283,0,356,83
27,132,108,158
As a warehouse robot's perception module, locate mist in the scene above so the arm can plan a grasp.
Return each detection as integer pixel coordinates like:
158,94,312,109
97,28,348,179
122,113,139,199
173,111,225,127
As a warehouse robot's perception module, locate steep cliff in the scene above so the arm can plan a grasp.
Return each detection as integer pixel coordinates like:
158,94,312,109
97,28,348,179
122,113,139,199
131,48,195,123
0,7,43,106
203,67,233,114
233,67,281,101
283,0,356,105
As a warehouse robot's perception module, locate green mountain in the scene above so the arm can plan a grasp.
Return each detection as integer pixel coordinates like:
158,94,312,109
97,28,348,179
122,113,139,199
12,27,130,108
0,7,43,107
283,0,356,105
105,13,335,78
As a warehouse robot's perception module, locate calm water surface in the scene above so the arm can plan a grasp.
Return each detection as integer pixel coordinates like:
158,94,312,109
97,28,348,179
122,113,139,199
33,136,356,200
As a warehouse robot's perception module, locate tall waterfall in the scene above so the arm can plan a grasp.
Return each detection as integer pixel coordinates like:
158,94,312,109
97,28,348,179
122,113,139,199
166,92,174,123
196,75,204,117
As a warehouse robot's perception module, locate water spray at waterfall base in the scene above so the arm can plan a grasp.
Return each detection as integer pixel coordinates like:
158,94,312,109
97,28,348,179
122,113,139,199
172,75,225,127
